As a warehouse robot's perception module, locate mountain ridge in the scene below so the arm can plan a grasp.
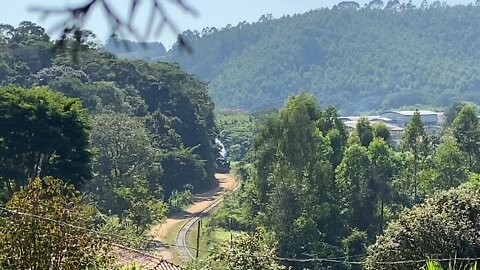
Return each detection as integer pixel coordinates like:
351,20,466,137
108,4,480,114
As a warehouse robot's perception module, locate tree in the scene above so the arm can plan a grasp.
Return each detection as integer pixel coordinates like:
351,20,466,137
342,229,368,270
89,113,166,226
367,0,385,9
318,105,348,168
0,177,111,269
249,94,340,265
367,138,398,232
426,136,468,192
421,0,429,9
401,109,429,203
444,102,465,127
336,143,375,234
336,1,361,9
451,104,480,172
355,117,374,147
365,189,480,270
0,86,91,197
372,122,391,143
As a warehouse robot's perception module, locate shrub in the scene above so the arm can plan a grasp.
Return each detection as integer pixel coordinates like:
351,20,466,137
365,189,480,270
0,177,111,269
168,188,193,214
422,259,477,270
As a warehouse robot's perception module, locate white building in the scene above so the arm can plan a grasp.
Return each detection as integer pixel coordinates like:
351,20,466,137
379,110,440,127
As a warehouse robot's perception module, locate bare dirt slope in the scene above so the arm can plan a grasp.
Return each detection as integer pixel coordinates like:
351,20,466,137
149,173,237,261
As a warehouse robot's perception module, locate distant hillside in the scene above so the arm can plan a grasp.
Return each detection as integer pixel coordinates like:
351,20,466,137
162,4,480,114
105,38,166,61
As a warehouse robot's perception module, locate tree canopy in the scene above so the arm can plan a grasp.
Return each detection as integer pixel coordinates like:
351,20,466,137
0,85,91,195
0,177,110,269
0,22,218,250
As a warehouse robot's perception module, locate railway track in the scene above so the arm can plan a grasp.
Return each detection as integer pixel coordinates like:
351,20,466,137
174,175,240,263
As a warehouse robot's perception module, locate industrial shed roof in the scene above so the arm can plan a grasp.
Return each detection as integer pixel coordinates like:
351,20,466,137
382,110,438,116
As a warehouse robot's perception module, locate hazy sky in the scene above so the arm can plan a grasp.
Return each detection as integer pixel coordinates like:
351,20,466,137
0,0,473,48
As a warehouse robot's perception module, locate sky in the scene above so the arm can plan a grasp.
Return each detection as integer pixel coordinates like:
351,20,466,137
0,0,473,48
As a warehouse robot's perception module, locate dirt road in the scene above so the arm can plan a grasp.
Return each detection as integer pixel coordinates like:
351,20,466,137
149,173,237,262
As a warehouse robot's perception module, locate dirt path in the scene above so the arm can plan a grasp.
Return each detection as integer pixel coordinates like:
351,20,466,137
149,173,237,261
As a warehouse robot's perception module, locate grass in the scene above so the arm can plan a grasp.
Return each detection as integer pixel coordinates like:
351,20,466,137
422,260,478,270
186,217,239,260
149,220,186,266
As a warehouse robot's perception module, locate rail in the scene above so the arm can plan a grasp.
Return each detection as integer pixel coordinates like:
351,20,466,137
174,174,240,262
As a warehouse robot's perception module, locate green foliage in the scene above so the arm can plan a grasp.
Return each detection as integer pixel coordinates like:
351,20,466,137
159,147,209,195
342,229,367,268
119,263,143,270
248,94,345,267
215,112,256,161
355,117,374,147
0,85,91,197
88,113,167,228
0,22,217,195
336,136,399,237
373,122,391,143
0,177,111,269
337,144,374,233
365,189,480,270
444,102,467,127
98,216,149,249
0,21,218,224
422,136,468,193
402,110,429,154
164,6,480,114
209,191,253,232
400,110,429,203
0,23,220,261
422,259,477,270
189,229,287,270
459,173,480,193
451,104,480,172
168,188,193,213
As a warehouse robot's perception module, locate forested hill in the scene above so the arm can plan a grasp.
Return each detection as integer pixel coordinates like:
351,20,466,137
162,5,480,114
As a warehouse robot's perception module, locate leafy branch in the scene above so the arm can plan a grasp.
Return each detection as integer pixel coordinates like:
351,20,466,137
30,0,195,51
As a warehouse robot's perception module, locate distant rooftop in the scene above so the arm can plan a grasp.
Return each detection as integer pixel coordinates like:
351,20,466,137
343,120,404,131
340,116,392,122
382,110,438,116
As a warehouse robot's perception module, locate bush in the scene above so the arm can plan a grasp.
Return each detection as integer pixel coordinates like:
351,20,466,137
0,177,111,269
188,228,286,270
208,193,252,232
365,189,480,270
422,259,477,270
168,188,193,214
99,216,150,249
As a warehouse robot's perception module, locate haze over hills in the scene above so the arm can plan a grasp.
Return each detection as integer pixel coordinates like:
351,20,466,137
105,38,167,61
107,4,480,114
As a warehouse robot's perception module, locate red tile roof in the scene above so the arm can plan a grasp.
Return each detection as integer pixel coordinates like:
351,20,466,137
154,260,182,270
112,244,182,270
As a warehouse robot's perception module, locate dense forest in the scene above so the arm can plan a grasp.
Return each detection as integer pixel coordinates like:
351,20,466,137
196,95,480,270
159,4,480,114
0,21,219,267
